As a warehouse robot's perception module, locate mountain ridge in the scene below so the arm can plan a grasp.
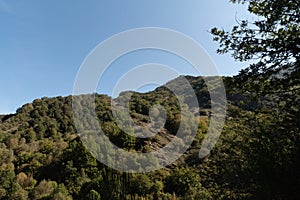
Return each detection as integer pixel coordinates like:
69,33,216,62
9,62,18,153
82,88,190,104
0,75,298,199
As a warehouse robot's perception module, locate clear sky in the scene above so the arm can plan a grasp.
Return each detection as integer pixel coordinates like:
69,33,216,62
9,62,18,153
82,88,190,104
0,0,253,114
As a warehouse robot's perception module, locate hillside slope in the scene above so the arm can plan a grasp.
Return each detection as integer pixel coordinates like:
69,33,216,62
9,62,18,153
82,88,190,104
0,75,299,200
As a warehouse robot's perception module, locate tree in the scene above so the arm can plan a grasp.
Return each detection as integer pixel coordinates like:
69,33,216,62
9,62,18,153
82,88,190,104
33,180,56,199
16,172,36,190
130,174,153,197
10,183,29,200
212,1,300,199
0,163,15,199
211,0,299,94
86,189,101,200
165,168,201,196
51,184,72,200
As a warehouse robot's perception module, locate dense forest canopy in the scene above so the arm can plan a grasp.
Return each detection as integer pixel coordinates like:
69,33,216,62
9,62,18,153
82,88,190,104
0,0,299,199
0,74,299,199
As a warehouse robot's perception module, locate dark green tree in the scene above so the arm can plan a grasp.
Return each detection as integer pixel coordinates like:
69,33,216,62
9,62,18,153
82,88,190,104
212,1,300,198
86,189,101,200
130,174,153,197
211,0,299,94
165,168,201,197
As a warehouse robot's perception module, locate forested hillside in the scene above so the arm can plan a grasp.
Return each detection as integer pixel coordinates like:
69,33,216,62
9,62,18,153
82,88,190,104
0,75,299,200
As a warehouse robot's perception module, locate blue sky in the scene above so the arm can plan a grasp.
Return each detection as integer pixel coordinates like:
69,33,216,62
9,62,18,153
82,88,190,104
0,0,253,114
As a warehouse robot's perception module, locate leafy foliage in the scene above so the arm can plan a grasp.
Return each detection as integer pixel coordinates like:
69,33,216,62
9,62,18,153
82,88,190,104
211,0,299,94
0,73,298,199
